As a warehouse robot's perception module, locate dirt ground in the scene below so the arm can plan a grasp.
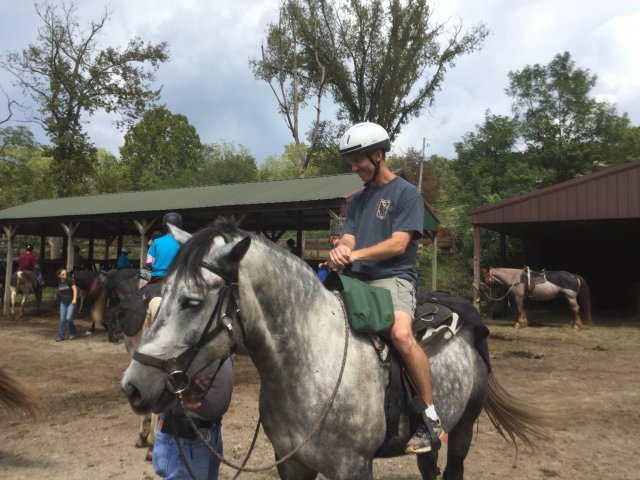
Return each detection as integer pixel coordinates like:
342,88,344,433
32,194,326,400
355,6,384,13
1,300,639,480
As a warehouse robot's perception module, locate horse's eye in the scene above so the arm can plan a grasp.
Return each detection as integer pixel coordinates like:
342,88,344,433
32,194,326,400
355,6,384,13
180,297,201,309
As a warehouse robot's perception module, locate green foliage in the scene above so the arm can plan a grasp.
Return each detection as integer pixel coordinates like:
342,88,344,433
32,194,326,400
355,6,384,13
416,248,475,300
0,1,169,197
506,51,637,183
201,142,258,185
0,125,51,207
260,0,487,143
392,147,439,204
89,148,127,194
453,110,540,208
120,107,204,190
259,143,317,180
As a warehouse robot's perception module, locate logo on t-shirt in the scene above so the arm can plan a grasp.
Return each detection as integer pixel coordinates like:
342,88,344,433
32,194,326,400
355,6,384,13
376,199,391,219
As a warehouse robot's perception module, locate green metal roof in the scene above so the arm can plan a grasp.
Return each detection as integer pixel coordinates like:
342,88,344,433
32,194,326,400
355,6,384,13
0,173,439,236
0,173,364,220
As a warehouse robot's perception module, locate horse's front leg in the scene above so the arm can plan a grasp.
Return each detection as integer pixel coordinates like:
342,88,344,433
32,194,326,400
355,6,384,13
10,289,16,317
276,458,319,480
514,296,528,328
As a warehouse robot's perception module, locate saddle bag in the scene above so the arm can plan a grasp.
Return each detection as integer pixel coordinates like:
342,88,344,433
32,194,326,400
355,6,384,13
324,272,395,335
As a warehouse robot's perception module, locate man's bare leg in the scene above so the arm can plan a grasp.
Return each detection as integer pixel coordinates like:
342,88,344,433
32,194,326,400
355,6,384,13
390,311,446,453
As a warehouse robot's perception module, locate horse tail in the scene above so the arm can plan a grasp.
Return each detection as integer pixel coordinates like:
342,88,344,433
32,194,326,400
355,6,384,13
484,373,551,449
0,367,44,416
575,274,592,325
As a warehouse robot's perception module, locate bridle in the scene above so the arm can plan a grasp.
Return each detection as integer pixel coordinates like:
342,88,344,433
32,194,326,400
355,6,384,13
132,259,247,396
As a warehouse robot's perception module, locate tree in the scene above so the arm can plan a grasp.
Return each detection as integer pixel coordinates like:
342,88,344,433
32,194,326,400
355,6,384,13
251,0,332,178
0,125,50,207
119,107,204,190
201,142,258,185
389,146,439,204
453,110,536,208
267,0,487,141
506,51,634,183
1,1,169,196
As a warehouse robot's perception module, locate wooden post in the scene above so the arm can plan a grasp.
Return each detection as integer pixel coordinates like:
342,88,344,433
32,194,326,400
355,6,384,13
2,225,17,315
134,219,155,269
473,224,481,311
61,222,79,273
431,233,438,291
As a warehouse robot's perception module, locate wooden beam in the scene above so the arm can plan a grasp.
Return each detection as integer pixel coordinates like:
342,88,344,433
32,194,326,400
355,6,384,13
473,224,481,311
2,224,17,315
134,219,155,268
61,222,79,272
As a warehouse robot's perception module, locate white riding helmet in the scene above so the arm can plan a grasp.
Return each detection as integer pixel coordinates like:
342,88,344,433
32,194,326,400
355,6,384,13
339,122,391,158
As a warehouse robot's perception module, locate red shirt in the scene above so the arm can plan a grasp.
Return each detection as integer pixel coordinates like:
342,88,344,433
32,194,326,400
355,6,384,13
18,252,36,270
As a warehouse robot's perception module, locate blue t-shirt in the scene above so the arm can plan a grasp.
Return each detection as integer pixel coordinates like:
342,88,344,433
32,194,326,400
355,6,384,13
344,176,424,284
116,254,130,270
148,234,180,278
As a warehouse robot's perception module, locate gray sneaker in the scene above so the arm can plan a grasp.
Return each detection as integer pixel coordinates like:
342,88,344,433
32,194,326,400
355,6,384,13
405,417,447,454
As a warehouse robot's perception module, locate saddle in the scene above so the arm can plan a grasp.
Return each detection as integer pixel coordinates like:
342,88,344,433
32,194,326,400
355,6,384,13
372,290,491,457
520,267,547,296
115,280,164,337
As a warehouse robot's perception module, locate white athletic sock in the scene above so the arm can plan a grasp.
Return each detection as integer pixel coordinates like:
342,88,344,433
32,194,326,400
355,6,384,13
425,404,438,420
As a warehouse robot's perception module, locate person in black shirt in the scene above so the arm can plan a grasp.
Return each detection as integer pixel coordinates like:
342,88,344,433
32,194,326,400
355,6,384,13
56,268,78,342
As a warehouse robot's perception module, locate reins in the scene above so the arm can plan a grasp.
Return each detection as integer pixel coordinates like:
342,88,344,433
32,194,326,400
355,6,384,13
477,267,527,303
132,261,246,395
176,291,351,477
132,235,351,478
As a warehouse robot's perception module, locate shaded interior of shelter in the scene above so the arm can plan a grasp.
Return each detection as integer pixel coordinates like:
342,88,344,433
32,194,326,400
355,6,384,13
487,218,640,317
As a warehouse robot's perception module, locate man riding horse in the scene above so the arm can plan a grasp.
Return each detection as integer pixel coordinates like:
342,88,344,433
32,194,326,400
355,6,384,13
329,122,445,454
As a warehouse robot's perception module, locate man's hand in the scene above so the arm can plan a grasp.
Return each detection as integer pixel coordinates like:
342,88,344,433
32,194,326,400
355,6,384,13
182,375,207,410
329,244,352,271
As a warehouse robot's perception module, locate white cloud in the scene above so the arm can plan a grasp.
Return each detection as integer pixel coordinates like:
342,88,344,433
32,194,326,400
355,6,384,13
2,0,640,163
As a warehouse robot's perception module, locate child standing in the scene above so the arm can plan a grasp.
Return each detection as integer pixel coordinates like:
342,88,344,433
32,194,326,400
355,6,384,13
56,269,77,342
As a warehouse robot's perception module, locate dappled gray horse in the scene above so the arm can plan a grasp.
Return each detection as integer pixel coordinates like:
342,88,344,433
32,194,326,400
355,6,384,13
122,221,547,480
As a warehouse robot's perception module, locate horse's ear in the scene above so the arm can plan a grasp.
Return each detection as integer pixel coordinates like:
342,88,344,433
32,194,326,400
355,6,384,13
230,237,251,263
168,225,192,245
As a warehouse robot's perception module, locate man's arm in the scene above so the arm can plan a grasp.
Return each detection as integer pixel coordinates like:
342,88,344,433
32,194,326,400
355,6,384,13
329,231,412,270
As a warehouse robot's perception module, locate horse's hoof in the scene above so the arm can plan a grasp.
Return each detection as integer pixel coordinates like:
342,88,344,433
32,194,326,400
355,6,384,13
135,438,148,448
145,449,152,462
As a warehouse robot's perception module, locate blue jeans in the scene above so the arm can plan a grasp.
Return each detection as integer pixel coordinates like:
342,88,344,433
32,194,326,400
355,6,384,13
58,303,76,339
153,423,223,480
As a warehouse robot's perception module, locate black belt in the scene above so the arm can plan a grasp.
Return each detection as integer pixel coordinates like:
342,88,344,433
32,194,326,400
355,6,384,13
160,412,220,440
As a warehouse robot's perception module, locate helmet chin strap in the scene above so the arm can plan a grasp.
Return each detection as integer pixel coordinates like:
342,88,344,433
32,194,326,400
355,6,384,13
364,153,380,186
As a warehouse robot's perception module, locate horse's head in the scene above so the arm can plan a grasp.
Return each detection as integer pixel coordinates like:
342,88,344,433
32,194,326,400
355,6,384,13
121,221,251,414
482,267,496,288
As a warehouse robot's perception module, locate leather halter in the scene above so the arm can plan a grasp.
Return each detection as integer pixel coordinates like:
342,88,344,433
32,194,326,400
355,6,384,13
132,259,246,396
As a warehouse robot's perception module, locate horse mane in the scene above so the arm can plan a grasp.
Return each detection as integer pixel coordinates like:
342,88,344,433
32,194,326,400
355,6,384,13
169,216,316,295
169,217,250,292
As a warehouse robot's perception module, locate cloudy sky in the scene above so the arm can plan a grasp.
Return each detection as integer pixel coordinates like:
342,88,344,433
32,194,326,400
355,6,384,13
1,0,639,163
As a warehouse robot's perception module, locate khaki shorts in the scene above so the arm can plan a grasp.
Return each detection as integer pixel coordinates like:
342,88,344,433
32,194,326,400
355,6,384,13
367,277,416,317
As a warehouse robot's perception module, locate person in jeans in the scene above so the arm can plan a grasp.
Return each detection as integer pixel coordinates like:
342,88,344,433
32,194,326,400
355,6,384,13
56,268,77,341
153,358,233,480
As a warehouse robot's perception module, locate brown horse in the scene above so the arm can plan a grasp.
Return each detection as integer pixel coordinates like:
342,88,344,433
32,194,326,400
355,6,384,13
484,267,592,329
0,366,43,416
110,289,162,460
9,270,42,318
90,269,146,335
72,270,106,315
